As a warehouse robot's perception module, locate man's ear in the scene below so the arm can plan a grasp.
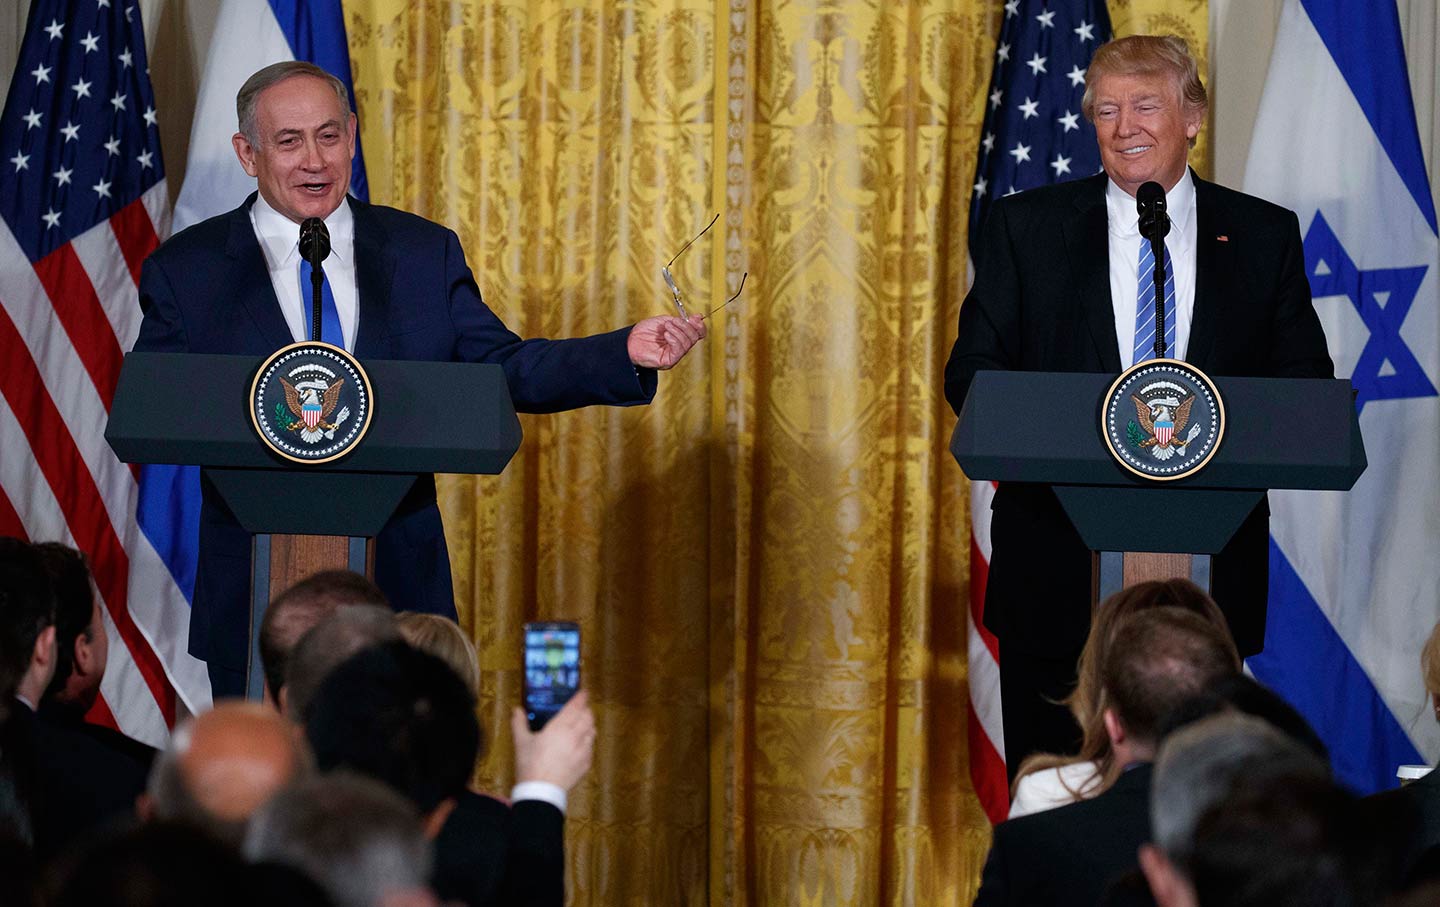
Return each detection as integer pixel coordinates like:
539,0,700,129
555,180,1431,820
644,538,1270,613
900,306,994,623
276,684,289,717
1139,843,1198,907
32,625,57,671
232,132,259,177
1102,706,1126,747
74,630,97,677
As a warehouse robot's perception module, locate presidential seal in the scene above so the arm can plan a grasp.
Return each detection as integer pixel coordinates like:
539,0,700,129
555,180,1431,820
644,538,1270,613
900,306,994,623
249,342,373,465
1101,359,1224,482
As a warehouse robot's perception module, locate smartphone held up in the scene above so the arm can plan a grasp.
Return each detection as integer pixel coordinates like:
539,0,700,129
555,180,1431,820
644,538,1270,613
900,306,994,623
523,621,581,731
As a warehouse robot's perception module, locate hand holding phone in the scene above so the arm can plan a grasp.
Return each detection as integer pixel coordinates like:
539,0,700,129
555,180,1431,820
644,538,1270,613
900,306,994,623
523,621,581,731
511,689,595,791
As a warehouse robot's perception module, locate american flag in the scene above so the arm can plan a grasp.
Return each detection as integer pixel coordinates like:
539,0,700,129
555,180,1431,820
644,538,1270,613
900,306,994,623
0,0,209,745
963,0,1111,824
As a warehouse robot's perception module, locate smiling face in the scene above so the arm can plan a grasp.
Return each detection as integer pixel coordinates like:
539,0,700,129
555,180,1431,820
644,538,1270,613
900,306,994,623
231,74,356,224
1090,70,1203,198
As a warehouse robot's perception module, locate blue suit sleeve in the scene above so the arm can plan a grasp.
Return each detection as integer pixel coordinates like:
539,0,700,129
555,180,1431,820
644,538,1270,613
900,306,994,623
133,254,189,353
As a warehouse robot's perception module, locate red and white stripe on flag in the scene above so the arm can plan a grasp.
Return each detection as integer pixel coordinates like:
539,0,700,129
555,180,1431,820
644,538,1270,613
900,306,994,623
968,479,1009,823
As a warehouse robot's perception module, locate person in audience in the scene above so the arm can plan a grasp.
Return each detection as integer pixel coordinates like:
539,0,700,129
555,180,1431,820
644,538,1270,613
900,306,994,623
1367,616,1440,888
259,570,388,706
973,607,1239,907
47,821,258,907
1137,712,1331,907
306,640,593,907
0,537,147,858
143,702,314,846
1168,773,1391,907
281,604,400,720
32,543,157,770
1009,579,1239,819
397,612,480,697
243,771,437,907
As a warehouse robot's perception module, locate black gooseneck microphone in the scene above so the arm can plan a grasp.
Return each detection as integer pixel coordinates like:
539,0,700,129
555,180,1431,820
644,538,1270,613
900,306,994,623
1136,181,1171,360
298,218,332,343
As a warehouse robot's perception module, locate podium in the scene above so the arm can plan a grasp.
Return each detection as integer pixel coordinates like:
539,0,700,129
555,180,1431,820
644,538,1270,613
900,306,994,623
951,371,1365,600
106,351,522,700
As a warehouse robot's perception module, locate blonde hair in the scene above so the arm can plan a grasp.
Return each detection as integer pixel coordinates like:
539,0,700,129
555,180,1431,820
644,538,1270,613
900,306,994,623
1422,620,1440,704
1082,35,1208,145
1012,579,1240,802
396,613,480,697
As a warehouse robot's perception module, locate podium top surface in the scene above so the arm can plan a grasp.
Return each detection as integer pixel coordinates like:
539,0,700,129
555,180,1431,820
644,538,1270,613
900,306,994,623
952,370,1365,491
107,352,522,476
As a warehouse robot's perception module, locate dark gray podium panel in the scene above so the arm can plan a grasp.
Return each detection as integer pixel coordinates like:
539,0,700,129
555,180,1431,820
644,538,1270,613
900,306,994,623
1053,487,1264,554
106,352,522,475
952,371,1365,491
206,471,419,536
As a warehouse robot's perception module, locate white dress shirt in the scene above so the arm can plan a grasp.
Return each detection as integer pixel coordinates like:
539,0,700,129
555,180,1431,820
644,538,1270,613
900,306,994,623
1106,170,1197,368
248,193,360,350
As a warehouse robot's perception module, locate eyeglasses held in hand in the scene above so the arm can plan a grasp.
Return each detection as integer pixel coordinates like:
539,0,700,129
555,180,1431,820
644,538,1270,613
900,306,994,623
662,213,747,319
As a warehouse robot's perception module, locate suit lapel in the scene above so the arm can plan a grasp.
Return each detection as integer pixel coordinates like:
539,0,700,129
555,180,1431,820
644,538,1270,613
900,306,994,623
1188,175,1234,370
348,197,395,359
225,194,294,351
1062,174,1121,372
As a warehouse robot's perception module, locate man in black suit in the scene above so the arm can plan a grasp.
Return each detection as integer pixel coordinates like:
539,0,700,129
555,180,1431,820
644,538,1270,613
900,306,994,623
945,35,1333,776
973,607,1238,907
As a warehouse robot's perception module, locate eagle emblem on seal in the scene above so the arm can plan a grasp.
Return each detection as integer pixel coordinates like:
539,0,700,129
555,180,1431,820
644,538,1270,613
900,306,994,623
280,376,350,444
1129,384,1203,462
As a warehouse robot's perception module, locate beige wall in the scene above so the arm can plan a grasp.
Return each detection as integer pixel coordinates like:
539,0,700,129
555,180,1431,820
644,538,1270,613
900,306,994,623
3,1,1438,212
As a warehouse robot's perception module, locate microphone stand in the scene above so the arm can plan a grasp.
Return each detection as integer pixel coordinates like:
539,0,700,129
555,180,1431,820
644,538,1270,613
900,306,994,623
1137,183,1172,361
1150,231,1167,360
309,254,325,342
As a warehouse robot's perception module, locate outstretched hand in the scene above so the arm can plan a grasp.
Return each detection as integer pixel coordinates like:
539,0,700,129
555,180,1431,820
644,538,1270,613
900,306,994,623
627,314,707,370
511,690,596,792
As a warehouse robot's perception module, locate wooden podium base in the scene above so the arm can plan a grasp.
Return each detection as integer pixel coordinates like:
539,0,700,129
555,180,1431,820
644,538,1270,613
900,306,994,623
246,533,374,702
1093,551,1212,608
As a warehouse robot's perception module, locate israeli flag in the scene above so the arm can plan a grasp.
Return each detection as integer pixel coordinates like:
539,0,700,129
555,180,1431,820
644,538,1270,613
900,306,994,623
1243,0,1440,792
172,0,367,231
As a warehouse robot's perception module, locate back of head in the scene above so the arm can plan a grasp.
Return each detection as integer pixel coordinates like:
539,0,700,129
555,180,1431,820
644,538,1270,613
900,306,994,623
261,570,387,702
1082,34,1208,120
242,772,432,907
1157,673,1330,764
1100,606,1239,749
1187,773,1384,907
0,538,56,714
1151,712,1329,863
33,543,100,708
395,612,480,697
147,702,314,846
49,821,253,907
1422,618,1440,703
305,640,479,813
283,604,399,720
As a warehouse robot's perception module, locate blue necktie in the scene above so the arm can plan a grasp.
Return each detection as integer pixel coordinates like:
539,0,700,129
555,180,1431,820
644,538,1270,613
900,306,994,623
1132,238,1176,364
299,258,345,348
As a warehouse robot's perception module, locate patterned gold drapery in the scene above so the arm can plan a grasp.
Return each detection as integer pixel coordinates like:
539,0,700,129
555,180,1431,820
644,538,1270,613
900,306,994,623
345,1,1207,903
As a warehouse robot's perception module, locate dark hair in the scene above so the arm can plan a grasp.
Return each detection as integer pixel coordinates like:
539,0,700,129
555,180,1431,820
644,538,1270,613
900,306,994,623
1187,774,1390,907
1159,673,1329,764
47,821,255,907
32,544,95,702
0,538,56,713
305,641,479,813
284,605,399,720
1101,606,1238,745
261,571,387,699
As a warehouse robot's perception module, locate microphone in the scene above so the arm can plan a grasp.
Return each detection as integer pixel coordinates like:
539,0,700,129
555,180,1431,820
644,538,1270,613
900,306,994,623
298,218,331,343
1136,181,1170,240
1135,182,1170,359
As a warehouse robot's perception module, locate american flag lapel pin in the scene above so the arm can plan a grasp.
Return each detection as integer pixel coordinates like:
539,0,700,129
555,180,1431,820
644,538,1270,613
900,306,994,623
1216,235,1229,242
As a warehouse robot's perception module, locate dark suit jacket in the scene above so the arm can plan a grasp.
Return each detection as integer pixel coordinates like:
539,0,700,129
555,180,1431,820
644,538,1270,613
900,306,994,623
945,172,1333,658
134,195,656,675
974,762,1154,907
433,790,565,907
1368,767,1440,886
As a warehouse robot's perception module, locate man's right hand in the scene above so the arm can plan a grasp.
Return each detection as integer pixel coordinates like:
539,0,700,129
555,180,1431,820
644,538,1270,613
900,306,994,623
511,690,596,791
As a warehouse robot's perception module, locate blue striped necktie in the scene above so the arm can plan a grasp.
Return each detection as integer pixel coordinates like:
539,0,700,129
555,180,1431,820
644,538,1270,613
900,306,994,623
1132,238,1176,364
299,258,345,348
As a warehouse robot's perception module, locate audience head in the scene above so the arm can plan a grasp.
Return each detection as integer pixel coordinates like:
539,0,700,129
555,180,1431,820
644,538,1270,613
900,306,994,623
261,570,387,706
146,702,314,846
305,641,479,815
48,821,255,907
0,537,58,716
1099,606,1239,761
1015,579,1237,796
33,543,107,711
283,604,399,720
1156,672,1329,764
1422,617,1440,722
243,772,435,907
396,612,480,697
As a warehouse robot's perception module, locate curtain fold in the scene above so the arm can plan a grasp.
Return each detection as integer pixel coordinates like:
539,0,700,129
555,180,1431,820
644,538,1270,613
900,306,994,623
345,1,1206,903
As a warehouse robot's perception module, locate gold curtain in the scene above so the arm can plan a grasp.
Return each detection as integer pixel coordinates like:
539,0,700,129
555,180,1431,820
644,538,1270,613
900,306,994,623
344,1,1207,903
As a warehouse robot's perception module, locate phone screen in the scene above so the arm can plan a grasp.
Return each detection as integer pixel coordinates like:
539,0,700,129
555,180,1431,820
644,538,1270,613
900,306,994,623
523,622,580,731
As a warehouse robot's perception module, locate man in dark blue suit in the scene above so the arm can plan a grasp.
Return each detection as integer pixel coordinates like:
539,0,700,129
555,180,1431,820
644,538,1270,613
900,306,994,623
134,61,707,698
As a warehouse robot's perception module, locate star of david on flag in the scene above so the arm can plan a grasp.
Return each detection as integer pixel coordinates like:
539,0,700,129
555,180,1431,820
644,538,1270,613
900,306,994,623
1244,0,1440,793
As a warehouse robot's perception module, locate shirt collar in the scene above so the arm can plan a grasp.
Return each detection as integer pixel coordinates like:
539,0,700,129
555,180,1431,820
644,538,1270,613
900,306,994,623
1105,168,1196,247
250,192,354,268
